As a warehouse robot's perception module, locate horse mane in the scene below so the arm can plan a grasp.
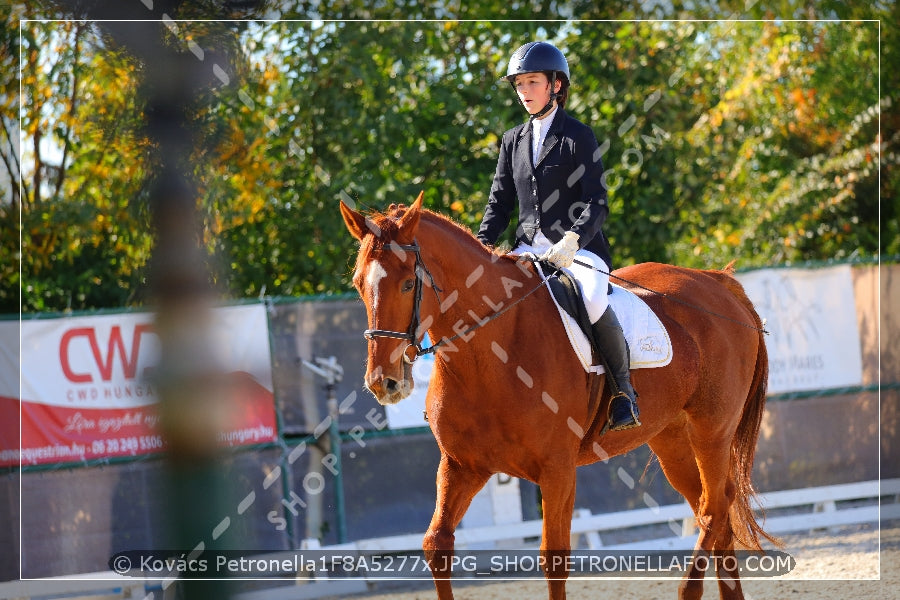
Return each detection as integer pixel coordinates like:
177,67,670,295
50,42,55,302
357,202,504,259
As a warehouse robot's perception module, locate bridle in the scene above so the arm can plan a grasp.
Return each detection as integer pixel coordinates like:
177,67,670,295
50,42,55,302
361,240,552,364
362,241,443,364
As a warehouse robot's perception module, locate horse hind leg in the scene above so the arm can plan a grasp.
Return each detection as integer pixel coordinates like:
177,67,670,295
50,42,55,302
648,425,705,599
685,479,746,600
684,436,746,600
423,455,491,600
714,541,743,600
650,422,745,600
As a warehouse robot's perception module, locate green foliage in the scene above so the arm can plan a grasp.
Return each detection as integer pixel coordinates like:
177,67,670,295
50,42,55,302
675,21,883,267
4,15,154,311
2,1,896,313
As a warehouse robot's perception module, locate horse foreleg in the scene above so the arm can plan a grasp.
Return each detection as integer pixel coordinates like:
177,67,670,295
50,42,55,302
423,454,491,600
538,467,577,600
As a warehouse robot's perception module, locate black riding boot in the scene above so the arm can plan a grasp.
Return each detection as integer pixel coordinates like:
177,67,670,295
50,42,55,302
591,306,641,431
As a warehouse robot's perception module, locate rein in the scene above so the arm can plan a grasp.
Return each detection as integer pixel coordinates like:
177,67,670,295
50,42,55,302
362,242,767,365
570,258,770,335
418,273,550,359
362,241,550,363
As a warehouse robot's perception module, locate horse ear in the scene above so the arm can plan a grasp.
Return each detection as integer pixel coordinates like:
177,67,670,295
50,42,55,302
396,191,424,243
340,200,368,241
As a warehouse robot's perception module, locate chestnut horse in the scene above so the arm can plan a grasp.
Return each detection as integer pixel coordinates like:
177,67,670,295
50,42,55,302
341,194,776,600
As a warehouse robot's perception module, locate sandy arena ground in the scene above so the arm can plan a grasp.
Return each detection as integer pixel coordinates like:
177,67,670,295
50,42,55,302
316,519,899,600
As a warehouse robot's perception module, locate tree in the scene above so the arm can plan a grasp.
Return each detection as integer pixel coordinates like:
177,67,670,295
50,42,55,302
3,1,896,313
201,19,544,297
0,5,22,311
675,20,882,267
4,15,155,312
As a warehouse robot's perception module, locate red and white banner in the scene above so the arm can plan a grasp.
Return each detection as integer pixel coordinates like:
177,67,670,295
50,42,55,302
0,320,19,467
1,304,277,467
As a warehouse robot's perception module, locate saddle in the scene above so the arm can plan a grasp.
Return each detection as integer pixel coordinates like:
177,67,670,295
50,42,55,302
537,260,598,360
533,260,673,375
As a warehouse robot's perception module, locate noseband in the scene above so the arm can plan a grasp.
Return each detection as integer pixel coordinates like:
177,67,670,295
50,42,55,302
363,241,442,364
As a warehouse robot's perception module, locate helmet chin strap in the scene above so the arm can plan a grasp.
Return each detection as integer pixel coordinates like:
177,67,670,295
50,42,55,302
527,71,558,122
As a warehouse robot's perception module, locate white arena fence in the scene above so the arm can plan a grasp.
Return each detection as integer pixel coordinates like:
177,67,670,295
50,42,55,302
1,478,898,600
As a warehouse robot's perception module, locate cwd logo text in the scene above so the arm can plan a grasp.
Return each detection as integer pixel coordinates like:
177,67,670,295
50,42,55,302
56,324,160,405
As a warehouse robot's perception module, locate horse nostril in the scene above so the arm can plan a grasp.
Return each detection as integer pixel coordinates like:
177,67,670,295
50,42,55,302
384,378,399,392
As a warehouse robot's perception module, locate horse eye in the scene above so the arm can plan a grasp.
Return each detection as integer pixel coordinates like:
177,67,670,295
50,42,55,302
401,279,415,293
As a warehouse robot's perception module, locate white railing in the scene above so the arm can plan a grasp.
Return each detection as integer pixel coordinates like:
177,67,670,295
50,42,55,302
2,478,898,600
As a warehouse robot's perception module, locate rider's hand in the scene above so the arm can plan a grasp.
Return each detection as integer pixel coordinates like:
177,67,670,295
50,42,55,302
542,231,580,269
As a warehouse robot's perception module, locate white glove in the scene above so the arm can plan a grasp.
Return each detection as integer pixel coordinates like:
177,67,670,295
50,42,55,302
542,231,580,268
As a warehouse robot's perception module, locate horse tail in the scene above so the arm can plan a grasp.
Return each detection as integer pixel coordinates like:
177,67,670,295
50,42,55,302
719,263,782,550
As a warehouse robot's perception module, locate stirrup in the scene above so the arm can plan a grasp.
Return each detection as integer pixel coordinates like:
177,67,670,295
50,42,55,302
608,391,641,432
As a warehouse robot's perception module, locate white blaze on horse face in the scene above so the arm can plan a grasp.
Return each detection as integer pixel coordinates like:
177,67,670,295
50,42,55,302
365,259,388,310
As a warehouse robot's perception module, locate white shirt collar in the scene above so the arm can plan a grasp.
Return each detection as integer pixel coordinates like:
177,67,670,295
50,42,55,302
532,105,558,165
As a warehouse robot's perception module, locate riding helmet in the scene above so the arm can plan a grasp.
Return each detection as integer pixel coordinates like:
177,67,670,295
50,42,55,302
504,41,570,83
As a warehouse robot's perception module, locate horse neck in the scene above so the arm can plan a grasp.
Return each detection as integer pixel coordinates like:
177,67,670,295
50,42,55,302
416,215,541,348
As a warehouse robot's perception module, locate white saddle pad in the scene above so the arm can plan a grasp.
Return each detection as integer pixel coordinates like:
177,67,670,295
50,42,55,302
540,271,674,374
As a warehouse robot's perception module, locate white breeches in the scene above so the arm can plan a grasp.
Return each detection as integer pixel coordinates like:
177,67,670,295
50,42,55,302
511,235,611,324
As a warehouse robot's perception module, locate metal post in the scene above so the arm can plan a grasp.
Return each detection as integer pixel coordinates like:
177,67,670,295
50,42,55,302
302,357,347,544
326,386,348,544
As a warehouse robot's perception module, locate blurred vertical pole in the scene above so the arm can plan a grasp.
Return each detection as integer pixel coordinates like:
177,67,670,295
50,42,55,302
140,35,237,600
84,8,239,599
51,4,263,597
147,126,235,600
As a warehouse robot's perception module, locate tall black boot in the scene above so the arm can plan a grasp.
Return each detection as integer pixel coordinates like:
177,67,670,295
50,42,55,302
591,306,641,431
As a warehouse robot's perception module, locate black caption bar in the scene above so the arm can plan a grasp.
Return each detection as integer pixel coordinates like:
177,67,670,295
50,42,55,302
110,549,795,579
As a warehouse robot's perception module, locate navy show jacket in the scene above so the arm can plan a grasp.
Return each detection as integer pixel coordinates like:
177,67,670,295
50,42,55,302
476,108,612,268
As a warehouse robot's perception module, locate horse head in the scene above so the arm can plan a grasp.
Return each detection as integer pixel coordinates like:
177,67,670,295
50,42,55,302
341,192,427,404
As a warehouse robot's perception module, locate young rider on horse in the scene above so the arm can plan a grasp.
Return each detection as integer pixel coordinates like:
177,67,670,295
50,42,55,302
476,41,641,431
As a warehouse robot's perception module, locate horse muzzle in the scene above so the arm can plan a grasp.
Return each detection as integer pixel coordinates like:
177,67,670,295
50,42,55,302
364,367,413,405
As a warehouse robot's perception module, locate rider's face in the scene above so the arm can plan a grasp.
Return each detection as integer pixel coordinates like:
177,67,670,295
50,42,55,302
514,72,560,117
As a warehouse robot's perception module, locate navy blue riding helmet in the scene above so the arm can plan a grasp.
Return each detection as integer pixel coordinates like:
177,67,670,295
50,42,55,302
503,41,570,118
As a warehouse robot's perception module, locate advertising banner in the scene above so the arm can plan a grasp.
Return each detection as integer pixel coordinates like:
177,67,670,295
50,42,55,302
0,320,18,467
736,264,863,395
4,304,277,467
